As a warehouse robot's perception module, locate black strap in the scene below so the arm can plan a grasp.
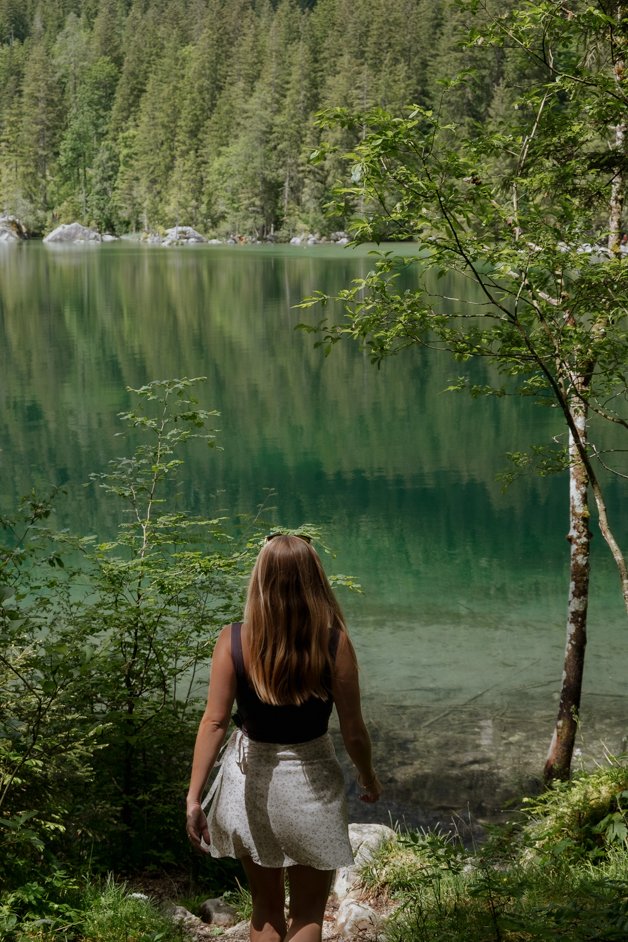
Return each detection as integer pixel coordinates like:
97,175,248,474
230,622,245,677
329,624,341,662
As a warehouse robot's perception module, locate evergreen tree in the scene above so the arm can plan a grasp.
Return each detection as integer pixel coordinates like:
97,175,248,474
273,16,320,232
133,35,182,229
91,0,125,66
17,36,62,227
0,0,29,43
0,41,25,215
112,123,142,231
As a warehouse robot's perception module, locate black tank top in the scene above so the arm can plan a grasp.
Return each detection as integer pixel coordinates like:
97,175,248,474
231,622,340,744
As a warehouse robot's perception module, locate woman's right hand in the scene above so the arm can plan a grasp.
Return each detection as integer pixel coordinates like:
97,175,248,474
357,772,383,804
186,802,211,852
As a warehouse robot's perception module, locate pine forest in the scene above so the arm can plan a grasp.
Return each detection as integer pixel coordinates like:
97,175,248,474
0,0,517,238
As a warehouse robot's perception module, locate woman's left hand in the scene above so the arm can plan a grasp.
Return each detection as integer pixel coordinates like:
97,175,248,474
186,802,211,853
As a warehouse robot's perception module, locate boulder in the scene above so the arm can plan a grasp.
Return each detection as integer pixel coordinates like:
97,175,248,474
162,225,207,246
167,905,216,941
333,823,396,900
0,214,28,241
198,896,238,926
44,222,102,243
335,898,381,940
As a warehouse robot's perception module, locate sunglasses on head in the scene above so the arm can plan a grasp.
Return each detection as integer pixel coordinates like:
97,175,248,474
264,532,312,544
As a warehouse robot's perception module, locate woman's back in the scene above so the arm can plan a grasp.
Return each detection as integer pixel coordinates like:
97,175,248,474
231,622,340,743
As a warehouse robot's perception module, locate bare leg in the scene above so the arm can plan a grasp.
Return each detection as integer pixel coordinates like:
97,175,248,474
285,866,333,942
240,856,287,942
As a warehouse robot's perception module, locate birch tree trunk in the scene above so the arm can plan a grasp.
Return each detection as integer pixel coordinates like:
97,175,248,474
544,394,591,782
544,2,628,782
609,2,626,255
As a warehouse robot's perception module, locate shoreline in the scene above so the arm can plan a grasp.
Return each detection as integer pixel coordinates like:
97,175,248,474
335,691,628,840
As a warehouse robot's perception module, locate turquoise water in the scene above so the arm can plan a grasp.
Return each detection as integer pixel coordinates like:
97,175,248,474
1,242,625,824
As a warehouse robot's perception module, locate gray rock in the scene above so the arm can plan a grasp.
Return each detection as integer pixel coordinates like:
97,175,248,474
44,222,101,243
290,232,322,245
162,225,207,246
167,905,215,940
0,214,28,241
223,920,251,938
199,896,238,926
335,898,381,940
333,823,396,900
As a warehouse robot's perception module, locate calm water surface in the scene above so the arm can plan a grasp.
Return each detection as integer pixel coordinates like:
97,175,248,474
1,242,626,828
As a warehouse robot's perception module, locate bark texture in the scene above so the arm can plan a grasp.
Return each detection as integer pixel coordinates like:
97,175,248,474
544,401,591,783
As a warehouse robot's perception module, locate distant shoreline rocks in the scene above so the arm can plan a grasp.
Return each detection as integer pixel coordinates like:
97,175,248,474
290,231,350,245
141,227,351,246
13,218,353,247
161,226,206,246
44,222,119,244
0,214,29,242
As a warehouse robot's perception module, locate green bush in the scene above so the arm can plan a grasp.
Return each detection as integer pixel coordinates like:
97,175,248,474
0,379,258,891
520,759,628,861
364,763,628,942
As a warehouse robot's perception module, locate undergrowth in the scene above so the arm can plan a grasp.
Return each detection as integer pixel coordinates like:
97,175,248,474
361,760,628,942
3,763,626,940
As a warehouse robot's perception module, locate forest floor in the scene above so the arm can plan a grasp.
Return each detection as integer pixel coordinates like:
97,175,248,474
130,872,395,941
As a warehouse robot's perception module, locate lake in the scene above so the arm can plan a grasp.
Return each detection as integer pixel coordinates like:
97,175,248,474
1,241,626,833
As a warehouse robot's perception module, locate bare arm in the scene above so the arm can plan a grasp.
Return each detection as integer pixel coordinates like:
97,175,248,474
332,631,382,803
186,625,236,850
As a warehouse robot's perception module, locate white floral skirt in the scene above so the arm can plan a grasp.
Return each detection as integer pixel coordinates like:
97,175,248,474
203,729,354,870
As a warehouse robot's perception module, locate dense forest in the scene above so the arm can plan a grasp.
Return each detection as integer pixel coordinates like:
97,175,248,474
0,0,517,238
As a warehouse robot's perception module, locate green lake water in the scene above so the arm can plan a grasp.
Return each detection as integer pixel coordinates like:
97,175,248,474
1,242,626,830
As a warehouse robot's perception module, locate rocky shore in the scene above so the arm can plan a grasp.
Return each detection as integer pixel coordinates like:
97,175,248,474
146,824,396,942
0,214,29,241
0,216,350,247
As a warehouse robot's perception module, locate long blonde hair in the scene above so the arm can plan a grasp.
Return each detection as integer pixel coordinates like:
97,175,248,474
243,535,347,706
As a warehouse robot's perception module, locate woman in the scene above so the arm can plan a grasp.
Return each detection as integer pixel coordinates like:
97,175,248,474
186,534,381,942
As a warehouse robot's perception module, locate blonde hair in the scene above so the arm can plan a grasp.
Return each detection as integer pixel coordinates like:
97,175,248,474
243,535,347,706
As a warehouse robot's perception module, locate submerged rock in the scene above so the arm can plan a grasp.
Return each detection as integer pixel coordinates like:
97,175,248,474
44,222,102,243
0,214,28,242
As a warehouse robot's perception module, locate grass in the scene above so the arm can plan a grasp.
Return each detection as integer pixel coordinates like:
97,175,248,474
3,876,186,942
359,760,628,942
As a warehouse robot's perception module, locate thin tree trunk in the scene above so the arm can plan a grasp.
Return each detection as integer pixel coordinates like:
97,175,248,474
609,3,626,255
608,120,625,255
544,396,591,783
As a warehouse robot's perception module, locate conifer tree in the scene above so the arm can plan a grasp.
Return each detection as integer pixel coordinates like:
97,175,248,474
18,36,62,226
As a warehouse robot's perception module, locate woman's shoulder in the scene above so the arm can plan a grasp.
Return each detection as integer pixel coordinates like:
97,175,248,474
333,627,358,668
214,623,239,655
